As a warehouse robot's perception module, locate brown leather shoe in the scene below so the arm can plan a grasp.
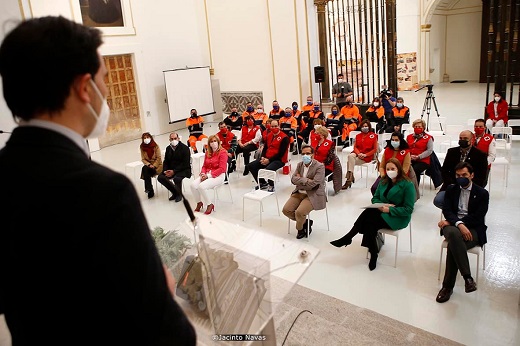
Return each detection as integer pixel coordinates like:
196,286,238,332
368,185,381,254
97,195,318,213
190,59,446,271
194,202,203,212
464,277,477,293
436,287,453,303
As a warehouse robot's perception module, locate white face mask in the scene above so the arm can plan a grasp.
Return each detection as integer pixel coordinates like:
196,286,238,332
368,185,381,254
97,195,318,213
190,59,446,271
256,109,263,113
86,80,110,139
338,78,343,83
210,142,218,150
314,124,321,130
494,96,500,102
143,138,151,145
171,139,179,147
396,103,403,108
386,170,398,179
373,102,379,107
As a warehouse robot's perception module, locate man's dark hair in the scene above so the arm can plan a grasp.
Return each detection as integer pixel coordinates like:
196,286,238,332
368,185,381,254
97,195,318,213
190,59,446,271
218,121,225,127
455,161,474,174
300,144,314,154
474,118,486,125
0,16,102,121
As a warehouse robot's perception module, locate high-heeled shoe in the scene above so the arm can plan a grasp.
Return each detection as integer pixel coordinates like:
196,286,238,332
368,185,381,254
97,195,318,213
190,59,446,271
368,252,378,271
194,202,203,212
330,237,352,247
204,204,215,215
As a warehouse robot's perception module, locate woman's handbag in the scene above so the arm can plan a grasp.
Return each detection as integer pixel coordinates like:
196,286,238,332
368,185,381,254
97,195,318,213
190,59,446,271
376,232,385,252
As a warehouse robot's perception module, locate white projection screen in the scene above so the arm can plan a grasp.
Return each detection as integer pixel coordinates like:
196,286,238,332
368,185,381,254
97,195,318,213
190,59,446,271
163,66,215,124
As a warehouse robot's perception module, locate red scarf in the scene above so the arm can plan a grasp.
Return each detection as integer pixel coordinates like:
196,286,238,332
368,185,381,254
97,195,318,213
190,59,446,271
140,140,157,159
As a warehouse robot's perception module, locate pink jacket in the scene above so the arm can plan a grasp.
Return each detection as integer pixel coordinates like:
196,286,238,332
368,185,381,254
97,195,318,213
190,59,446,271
201,149,228,177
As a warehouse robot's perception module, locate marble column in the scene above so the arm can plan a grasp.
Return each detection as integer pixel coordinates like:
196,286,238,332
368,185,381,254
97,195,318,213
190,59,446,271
314,0,332,102
419,24,432,84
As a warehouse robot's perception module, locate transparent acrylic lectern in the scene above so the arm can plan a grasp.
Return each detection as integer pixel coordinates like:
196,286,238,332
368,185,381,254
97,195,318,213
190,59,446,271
163,214,319,346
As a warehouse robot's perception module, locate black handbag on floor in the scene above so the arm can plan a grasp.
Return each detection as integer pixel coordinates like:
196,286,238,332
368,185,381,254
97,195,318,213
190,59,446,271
376,232,385,252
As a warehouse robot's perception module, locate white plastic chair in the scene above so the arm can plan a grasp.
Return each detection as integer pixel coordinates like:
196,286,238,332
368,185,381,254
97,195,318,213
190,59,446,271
489,138,510,189
191,137,208,172
367,221,413,268
400,123,411,135
438,240,485,282
212,163,233,206
231,130,242,141
242,169,279,226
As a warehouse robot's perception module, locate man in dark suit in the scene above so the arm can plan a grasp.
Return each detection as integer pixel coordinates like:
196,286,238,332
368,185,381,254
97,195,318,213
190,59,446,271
433,130,488,208
158,132,192,202
0,17,195,345
436,162,489,303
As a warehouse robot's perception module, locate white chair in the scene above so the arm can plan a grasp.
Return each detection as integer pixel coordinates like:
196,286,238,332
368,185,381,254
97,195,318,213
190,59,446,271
488,138,510,189
366,221,412,268
401,123,411,135
287,177,330,241
378,132,392,152
438,240,485,282
191,137,208,172
445,125,464,146
242,169,279,226
231,129,242,141
212,164,233,206
125,160,142,181
507,119,520,141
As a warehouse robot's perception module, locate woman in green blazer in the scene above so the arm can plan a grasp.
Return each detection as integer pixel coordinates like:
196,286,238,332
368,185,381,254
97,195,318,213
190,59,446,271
330,158,415,270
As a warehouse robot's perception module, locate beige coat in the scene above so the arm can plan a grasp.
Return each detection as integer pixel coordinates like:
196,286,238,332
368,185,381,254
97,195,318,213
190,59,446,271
290,160,327,210
140,145,163,176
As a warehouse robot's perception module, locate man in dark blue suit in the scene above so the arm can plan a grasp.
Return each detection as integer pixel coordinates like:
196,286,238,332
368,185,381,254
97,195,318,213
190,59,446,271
436,162,489,303
0,16,195,344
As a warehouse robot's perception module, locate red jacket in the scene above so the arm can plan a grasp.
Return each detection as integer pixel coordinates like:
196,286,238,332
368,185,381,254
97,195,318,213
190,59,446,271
313,139,335,171
407,133,432,165
263,131,289,163
354,132,378,162
486,100,508,123
241,126,261,147
201,149,228,177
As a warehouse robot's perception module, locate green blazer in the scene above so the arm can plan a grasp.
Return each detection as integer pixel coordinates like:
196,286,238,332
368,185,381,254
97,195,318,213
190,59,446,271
372,178,415,230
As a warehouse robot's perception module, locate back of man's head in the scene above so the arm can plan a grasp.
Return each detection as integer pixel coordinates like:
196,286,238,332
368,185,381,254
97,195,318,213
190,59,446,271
0,16,102,121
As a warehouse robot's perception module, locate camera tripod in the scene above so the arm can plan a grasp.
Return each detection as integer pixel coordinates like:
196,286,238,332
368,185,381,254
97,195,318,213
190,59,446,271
415,84,442,132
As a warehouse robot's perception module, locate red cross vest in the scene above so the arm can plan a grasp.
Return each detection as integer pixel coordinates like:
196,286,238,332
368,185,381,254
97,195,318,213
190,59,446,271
384,147,409,166
241,126,261,147
407,133,431,165
313,139,335,171
475,134,493,167
265,131,289,163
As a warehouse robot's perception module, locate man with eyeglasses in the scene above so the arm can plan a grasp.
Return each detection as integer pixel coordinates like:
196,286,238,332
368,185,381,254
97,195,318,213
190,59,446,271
158,132,192,202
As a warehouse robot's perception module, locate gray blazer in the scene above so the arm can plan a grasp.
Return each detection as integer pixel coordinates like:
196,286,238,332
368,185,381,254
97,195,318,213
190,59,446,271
290,160,327,210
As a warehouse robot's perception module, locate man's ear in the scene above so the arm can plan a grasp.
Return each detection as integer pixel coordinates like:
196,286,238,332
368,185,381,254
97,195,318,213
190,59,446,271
72,74,93,103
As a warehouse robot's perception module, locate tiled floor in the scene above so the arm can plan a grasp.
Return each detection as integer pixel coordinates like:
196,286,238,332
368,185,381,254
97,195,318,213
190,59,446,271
1,82,519,345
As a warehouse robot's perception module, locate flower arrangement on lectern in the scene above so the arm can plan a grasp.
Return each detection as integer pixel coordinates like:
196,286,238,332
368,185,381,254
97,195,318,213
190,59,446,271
151,226,193,268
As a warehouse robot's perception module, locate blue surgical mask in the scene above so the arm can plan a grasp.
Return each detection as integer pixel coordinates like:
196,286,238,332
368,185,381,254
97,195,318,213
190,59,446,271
307,101,313,105
314,106,320,111
396,103,403,108
292,105,298,110
332,110,338,115
302,155,312,165
456,177,470,188
247,106,253,112
285,112,291,117
273,105,279,110
391,140,400,148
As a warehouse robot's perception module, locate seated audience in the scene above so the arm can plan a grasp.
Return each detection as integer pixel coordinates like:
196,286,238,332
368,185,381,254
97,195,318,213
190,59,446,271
326,105,344,139
216,121,237,174
282,145,326,239
157,132,191,202
339,96,362,144
436,162,489,303
246,119,289,192
280,106,298,153
302,95,314,113
186,108,207,153
223,107,243,131
365,97,386,133
372,132,419,200
433,130,488,208
313,126,343,194
342,120,378,190
139,132,163,199
242,102,255,119
269,100,284,121
485,91,508,133
253,104,269,129
331,158,415,270
473,118,496,186
386,96,410,133
190,135,228,215
236,115,262,176
309,118,330,147
406,119,433,184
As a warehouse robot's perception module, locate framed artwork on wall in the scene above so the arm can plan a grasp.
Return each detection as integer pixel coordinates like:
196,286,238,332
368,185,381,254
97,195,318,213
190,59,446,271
70,0,136,36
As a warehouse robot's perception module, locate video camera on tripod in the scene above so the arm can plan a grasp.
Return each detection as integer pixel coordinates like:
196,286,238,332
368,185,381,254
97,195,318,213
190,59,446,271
415,84,442,131
379,88,392,98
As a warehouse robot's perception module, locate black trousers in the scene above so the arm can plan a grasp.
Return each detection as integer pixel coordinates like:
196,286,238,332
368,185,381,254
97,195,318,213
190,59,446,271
247,159,284,187
157,173,186,197
411,161,429,184
352,208,391,253
235,143,258,166
441,226,479,289
141,166,157,191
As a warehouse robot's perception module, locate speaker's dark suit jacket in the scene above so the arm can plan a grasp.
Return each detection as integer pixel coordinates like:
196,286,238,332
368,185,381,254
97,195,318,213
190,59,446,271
442,183,489,246
440,146,488,191
0,127,195,345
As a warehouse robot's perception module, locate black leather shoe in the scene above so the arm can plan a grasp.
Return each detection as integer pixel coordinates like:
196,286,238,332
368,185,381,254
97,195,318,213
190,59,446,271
175,195,183,203
296,230,306,239
147,190,155,199
330,238,352,248
168,194,177,201
436,287,453,303
464,277,477,293
368,252,378,271
243,168,249,176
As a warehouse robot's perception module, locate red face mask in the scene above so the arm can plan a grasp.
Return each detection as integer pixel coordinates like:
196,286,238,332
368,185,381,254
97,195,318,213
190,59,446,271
271,128,280,135
414,127,423,135
474,127,485,136
220,128,227,134
247,120,254,126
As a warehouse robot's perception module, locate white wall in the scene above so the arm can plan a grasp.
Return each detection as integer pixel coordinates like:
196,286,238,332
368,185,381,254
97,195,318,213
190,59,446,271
396,0,419,55
429,14,446,84
0,1,23,148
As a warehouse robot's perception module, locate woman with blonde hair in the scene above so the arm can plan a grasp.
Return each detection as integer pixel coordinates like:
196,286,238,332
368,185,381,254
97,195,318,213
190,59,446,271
190,134,228,214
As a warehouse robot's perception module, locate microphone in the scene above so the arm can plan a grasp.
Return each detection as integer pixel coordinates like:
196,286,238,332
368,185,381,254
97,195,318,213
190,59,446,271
174,183,196,223
0,130,12,134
